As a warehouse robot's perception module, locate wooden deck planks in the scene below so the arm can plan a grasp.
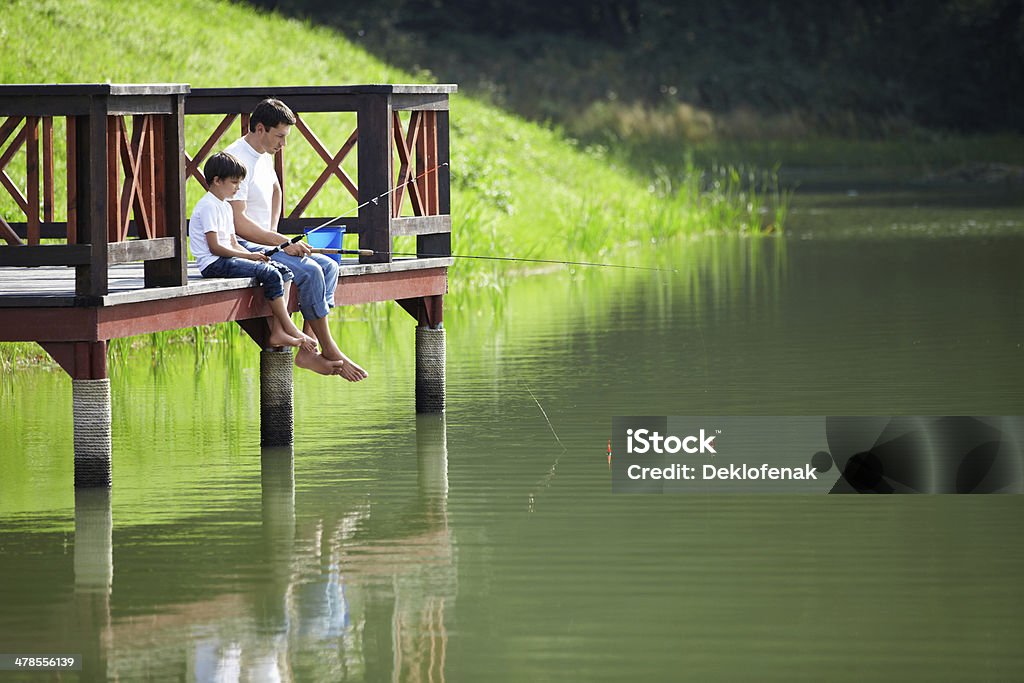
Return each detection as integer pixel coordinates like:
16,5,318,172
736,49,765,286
0,259,449,341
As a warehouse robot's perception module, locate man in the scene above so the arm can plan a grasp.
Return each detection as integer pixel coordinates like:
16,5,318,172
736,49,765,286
225,98,367,382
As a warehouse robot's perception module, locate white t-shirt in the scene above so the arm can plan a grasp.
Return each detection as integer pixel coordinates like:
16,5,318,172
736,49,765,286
224,137,277,230
189,192,236,271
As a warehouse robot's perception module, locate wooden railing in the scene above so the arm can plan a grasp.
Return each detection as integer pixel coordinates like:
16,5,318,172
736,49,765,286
0,83,455,299
185,86,453,264
0,84,188,298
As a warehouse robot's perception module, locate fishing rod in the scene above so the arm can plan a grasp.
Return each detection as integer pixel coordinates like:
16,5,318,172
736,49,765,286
274,160,676,273
266,163,450,256
310,248,678,273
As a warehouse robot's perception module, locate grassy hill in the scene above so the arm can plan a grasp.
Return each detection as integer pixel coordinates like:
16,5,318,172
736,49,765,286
2,0,781,278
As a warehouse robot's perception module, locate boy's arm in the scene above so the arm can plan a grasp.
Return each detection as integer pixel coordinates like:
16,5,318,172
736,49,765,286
229,199,311,257
206,232,267,261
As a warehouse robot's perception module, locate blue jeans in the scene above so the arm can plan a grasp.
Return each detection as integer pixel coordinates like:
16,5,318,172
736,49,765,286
201,256,293,301
240,241,338,320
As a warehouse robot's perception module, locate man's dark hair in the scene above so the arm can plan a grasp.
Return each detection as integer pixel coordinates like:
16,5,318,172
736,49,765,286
204,151,247,185
249,98,296,132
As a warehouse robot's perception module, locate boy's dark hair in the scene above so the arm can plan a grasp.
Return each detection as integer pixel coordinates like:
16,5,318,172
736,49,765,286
249,98,296,132
203,151,247,185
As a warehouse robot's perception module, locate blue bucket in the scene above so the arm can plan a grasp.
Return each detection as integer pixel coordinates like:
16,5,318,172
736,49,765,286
306,226,345,263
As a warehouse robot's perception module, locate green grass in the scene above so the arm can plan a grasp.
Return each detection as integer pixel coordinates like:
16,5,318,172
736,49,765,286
1,0,785,252
0,0,788,366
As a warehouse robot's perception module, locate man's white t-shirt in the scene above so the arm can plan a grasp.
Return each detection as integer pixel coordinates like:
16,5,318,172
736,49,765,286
223,137,277,230
189,192,235,271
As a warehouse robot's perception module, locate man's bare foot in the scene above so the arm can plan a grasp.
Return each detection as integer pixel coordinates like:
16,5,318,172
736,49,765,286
295,348,346,376
267,331,305,349
331,354,368,382
316,342,368,382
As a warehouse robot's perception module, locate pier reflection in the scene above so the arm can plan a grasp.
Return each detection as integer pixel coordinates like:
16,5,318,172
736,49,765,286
73,488,113,682
62,417,456,680
271,415,454,682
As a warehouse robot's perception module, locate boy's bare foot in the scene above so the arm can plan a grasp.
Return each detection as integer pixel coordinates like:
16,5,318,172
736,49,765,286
295,348,346,376
295,333,319,354
267,331,306,349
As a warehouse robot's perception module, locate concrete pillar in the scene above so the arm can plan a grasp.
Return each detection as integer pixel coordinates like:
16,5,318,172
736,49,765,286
72,379,112,488
260,349,294,447
415,326,446,413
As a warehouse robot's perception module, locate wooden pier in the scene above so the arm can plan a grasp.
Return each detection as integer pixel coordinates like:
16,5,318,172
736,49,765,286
0,83,455,486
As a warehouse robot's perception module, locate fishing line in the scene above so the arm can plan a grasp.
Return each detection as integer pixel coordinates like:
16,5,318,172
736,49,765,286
273,160,677,273
522,378,567,453
520,376,565,513
310,248,678,273
383,251,677,273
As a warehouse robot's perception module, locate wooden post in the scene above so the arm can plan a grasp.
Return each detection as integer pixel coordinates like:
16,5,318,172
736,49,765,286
75,96,109,300
67,116,78,243
105,116,120,243
42,116,54,224
357,93,392,264
25,116,40,245
419,109,451,258
144,93,187,287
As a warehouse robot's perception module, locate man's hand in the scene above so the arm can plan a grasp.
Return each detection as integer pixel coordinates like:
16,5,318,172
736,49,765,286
283,241,312,257
247,251,270,262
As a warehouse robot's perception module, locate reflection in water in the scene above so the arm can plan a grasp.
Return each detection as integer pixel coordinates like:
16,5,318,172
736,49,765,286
8,185,1024,681
66,421,456,681
73,489,113,682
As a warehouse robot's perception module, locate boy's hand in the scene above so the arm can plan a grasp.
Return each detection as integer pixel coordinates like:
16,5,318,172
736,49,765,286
249,252,270,262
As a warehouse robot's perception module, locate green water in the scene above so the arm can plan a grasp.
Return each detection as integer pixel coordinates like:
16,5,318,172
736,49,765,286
2,180,1024,681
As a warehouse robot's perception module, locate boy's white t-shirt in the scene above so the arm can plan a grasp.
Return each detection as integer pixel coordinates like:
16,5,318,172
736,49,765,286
223,137,277,230
189,192,235,271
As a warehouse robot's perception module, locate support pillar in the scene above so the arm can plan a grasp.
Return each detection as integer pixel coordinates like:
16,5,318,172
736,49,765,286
260,349,294,446
416,326,446,413
41,341,111,488
72,379,112,487
398,295,446,414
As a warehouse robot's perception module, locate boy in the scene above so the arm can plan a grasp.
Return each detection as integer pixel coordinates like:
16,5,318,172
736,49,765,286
190,151,316,352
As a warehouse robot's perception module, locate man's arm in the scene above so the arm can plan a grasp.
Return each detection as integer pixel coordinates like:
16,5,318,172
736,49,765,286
271,180,283,233
229,200,311,256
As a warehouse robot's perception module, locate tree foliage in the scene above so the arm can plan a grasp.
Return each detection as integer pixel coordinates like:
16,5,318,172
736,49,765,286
248,0,1024,132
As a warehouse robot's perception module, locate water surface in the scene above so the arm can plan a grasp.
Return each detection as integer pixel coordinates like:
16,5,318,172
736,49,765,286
2,179,1024,681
